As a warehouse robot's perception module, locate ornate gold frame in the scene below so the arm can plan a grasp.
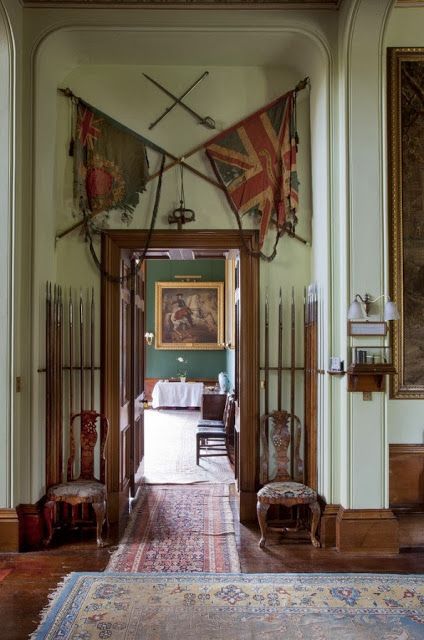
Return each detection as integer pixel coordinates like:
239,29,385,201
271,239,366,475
388,47,424,398
155,281,224,350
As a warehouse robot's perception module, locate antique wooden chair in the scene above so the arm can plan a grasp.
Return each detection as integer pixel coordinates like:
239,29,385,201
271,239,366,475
257,410,320,549
196,394,235,464
44,410,109,547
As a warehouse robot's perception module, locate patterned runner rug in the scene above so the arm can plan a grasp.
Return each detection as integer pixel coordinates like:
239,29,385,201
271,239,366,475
32,572,424,639
107,484,240,573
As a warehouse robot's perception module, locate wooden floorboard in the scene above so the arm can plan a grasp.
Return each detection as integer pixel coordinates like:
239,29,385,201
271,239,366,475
2,494,424,639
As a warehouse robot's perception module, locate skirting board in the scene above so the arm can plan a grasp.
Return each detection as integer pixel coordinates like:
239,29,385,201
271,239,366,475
0,508,19,552
239,490,258,523
336,507,399,554
319,503,340,548
396,511,424,548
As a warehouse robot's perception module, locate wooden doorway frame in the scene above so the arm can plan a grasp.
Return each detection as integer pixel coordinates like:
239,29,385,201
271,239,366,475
101,229,260,522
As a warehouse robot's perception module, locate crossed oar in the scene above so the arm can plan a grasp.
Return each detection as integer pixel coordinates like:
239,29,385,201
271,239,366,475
143,71,216,130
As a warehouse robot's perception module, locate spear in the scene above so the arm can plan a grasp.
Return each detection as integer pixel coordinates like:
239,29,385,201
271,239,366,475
90,287,95,410
80,290,84,412
277,287,283,411
264,291,269,420
69,288,74,419
57,286,63,483
45,282,51,487
303,286,308,484
290,286,296,480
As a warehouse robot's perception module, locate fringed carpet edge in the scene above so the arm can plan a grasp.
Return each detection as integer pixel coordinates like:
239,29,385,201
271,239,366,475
31,571,424,640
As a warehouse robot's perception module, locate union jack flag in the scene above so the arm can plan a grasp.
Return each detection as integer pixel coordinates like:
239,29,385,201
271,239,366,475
205,90,299,248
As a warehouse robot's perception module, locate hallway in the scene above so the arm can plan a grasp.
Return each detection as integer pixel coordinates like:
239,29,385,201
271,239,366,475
138,408,234,485
3,397,424,637
2,408,424,637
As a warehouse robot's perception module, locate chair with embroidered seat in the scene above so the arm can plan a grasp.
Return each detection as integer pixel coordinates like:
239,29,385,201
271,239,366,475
43,410,109,547
257,409,320,549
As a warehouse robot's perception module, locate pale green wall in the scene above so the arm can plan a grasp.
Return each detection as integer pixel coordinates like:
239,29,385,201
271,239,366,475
9,6,336,505
45,61,314,502
1,0,417,515
335,0,394,509
0,0,358,504
0,0,17,507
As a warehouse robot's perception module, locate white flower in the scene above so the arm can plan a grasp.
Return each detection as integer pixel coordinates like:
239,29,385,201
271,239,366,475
176,355,188,377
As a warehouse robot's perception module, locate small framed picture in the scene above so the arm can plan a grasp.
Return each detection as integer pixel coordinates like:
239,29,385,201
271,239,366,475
347,321,387,336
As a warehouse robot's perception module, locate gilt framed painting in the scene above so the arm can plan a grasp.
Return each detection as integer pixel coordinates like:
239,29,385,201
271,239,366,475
155,281,224,350
388,47,424,398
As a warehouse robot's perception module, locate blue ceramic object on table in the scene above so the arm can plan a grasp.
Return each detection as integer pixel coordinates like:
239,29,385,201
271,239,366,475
218,371,231,393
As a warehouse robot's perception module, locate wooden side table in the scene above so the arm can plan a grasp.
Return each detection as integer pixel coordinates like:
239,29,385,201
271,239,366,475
201,392,226,420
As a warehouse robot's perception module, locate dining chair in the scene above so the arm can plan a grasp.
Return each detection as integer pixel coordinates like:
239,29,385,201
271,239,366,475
196,394,235,464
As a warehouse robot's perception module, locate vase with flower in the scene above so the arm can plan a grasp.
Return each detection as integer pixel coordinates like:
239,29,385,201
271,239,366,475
177,356,188,383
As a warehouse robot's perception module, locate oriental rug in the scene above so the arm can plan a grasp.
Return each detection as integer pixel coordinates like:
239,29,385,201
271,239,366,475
106,484,240,573
139,409,234,484
31,571,424,639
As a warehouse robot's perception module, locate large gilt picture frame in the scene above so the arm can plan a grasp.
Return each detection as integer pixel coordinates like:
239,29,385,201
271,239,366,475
155,281,224,350
388,48,424,398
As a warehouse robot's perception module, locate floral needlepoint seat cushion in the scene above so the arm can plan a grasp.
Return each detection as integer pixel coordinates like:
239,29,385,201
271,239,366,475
257,481,317,505
47,480,106,504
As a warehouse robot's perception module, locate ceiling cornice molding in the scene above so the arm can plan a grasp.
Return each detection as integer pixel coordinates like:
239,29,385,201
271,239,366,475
22,0,341,10
395,0,424,6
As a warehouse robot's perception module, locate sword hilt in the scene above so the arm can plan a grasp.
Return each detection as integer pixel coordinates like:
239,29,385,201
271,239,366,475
199,116,216,130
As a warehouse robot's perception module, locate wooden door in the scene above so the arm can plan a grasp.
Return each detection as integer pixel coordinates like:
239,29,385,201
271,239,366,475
102,230,259,523
132,258,145,492
119,253,145,500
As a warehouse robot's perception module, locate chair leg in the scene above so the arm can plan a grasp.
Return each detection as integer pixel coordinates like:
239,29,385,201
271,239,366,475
309,500,321,548
196,434,200,465
92,501,106,547
43,500,55,547
257,500,270,549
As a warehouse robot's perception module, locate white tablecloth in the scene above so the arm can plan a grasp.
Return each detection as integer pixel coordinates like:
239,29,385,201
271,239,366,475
151,381,204,409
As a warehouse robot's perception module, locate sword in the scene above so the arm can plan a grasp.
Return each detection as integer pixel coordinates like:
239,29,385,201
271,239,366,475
143,72,215,130
148,71,210,130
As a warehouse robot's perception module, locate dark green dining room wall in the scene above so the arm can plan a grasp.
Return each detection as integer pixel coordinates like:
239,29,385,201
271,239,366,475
145,259,227,380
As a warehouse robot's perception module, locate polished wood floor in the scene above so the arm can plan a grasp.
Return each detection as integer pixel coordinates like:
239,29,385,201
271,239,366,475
1,495,424,640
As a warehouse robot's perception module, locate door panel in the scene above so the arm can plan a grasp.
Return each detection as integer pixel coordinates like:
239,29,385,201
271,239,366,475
119,254,145,500
132,262,145,487
120,257,132,495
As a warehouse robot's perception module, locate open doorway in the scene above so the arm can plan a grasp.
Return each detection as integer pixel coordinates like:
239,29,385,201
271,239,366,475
101,229,259,524
139,252,237,486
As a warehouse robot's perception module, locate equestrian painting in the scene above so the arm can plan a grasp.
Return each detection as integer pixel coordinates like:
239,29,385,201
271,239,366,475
155,281,224,350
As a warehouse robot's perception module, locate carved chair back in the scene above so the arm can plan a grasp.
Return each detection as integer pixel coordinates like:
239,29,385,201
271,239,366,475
259,410,303,486
67,410,109,483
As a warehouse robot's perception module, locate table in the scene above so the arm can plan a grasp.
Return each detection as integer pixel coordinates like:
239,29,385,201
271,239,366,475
151,381,204,409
